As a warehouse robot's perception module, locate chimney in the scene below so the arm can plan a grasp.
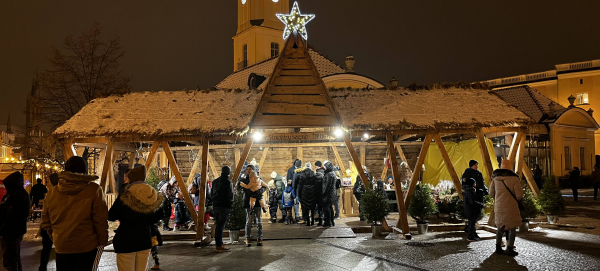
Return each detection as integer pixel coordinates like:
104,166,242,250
345,55,355,72
568,95,576,108
588,108,594,117
389,77,398,88
548,102,559,117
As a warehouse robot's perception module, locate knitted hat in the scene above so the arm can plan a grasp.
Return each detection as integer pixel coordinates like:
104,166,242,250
65,156,88,174
270,171,277,179
469,160,479,168
249,158,258,167
127,165,147,183
294,159,302,168
305,162,312,169
128,183,158,206
315,161,323,167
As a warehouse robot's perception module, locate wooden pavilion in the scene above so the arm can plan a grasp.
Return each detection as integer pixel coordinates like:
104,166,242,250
54,33,535,240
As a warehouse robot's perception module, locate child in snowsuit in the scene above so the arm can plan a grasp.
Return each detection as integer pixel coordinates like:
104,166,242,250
239,170,269,214
268,180,279,223
282,179,296,225
150,222,163,270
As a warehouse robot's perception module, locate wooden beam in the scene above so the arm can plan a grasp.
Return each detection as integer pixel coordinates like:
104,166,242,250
258,147,269,170
405,134,433,205
128,152,136,169
207,152,219,180
523,165,541,198
161,141,199,235
186,150,201,186
330,145,346,173
63,141,76,161
108,151,118,193
144,142,160,171
433,134,462,198
197,139,209,240
507,132,522,164
386,132,410,234
343,135,369,187
297,147,303,161
381,153,390,181
395,144,412,174
99,142,114,192
169,141,424,151
360,145,366,166
515,135,527,177
233,139,254,187
234,148,241,169
476,130,495,185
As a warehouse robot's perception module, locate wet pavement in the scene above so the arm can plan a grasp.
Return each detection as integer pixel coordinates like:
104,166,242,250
16,226,600,271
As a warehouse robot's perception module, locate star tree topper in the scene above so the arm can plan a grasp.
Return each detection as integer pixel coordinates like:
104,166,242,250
276,1,315,40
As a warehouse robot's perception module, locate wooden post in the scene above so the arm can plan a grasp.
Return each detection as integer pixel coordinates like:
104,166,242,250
386,132,410,234
523,166,541,197
186,151,201,186
360,145,366,166
330,144,346,173
234,148,241,168
507,132,522,164
197,139,209,240
233,139,254,186
515,135,527,177
343,135,369,187
128,152,136,169
144,142,160,172
476,130,495,185
63,141,76,161
108,151,118,193
297,147,303,161
161,141,199,232
395,144,412,174
100,142,114,192
207,152,219,179
433,134,462,197
381,153,390,181
405,134,433,205
258,147,269,170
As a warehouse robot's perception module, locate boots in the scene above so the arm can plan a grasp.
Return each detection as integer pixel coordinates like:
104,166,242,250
245,238,251,247
257,238,263,246
317,217,322,226
495,244,505,255
507,246,518,256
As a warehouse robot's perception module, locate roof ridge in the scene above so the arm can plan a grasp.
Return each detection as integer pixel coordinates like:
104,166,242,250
523,85,547,114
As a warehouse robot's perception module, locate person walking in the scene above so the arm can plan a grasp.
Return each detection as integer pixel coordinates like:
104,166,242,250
592,165,600,201
272,172,286,223
569,167,581,201
0,171,30,271
38,173,59,271
297,162,317,226
314,161,325,225
461,160,488,241
490,159,523,256
30,178,48,209
109,165,164,271
241,165,264,247
322,161,337,227
41,156,109,271
211,165,235,252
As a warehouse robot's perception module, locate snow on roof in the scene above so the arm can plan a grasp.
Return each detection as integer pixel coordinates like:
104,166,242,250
331,87,533,131
216,48,345,90
54,87,533,139
54,89,262,139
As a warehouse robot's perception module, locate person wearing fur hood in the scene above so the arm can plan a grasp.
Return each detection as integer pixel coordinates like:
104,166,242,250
109,165,164,271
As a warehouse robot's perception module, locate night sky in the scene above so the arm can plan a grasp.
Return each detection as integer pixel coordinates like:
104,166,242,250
2,0,600,125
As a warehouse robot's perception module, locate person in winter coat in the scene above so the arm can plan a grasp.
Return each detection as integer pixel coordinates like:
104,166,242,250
353,165,370,221
533,165,543,190
41,156,109,271
109,165,164,271
592,165,600,201
150,223,163,270
297,162,317,226
30,178,48,208
267,180,278,223
569,167,581,201
322,161,338,227
159,176,180,231
282,179,296,225
210,166,235,252
461,160,488,241
238,169,269,214
333,171,342,219
38,173,59,271
287,159,302,222
314,161,325,225
241,165,264,247
490,159,523,256
272,172,286,223
173,192,192,230
0,171,30,271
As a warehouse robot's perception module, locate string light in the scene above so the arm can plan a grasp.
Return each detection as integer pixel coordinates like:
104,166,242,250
276,1,315,40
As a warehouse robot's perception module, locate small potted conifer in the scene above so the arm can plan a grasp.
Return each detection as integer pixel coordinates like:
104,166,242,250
519,188,541,232
538,177,565,224
225,192,246,242
361,188,390,237
408,184,438,234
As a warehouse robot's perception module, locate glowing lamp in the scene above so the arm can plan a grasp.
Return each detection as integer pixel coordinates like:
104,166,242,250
363,133,369,139
253,132,263,141
334,128,344,138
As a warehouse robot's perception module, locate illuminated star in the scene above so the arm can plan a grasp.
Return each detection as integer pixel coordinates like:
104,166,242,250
276,1,315,40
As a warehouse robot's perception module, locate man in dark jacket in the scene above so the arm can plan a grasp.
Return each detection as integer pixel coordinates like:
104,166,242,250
533,165,543,190
0,171,30,271
315,161,325,225
287,159,302,222
30,178,48,208
353,165,371,221
241,165,263,247
570,167,581,201
462,160,488,241
210,166,234,252
322,161,338,227
297,163,317,226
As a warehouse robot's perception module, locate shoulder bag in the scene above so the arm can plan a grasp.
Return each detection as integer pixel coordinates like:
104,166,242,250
500,179,524,211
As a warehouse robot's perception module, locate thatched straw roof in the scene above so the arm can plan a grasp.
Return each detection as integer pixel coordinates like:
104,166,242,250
54,87,533,139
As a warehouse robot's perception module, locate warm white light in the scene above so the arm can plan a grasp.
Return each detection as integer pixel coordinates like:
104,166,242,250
276,1,315,40
272,0,279,2
253,132,263,141
363,133,369,139
241,0,246,4
334,128,344,138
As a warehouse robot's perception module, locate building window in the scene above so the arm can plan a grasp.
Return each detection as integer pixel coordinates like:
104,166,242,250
580,79,584,84
565,146,572,170
238,44,248,70
580,147,586,170
271,42,279,58
577,93,589,105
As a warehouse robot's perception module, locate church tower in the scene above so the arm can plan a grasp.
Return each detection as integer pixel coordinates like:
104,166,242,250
233,0,289,71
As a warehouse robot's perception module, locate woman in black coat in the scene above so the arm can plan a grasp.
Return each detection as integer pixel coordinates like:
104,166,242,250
322,161,338,227
109,166,164,271
297,163,317,226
